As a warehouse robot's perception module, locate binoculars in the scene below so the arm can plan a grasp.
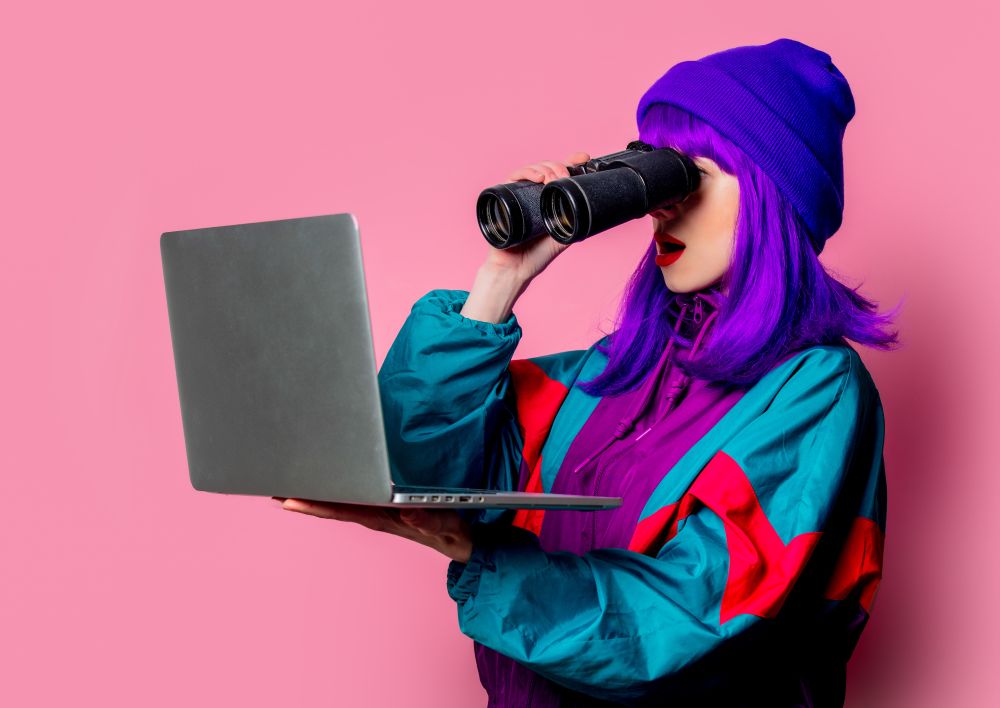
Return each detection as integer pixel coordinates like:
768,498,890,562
476,140,701,250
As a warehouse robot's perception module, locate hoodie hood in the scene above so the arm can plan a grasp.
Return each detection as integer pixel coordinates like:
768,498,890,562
571,287,723,475
621,287,724,431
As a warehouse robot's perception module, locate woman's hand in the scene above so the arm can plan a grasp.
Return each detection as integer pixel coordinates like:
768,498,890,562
482,151,591,284
272,497,473,563
460,151,592,325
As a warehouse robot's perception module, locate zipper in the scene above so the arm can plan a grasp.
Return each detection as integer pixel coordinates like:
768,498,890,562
586,297,704,544
580,297,700,500
589,370,688,542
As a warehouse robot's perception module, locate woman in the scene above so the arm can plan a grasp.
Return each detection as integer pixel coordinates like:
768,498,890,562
277,38,900,706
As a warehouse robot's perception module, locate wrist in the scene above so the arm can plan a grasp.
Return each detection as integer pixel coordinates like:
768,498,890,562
449,538,473,564
476,261,531,291
460,263,530,324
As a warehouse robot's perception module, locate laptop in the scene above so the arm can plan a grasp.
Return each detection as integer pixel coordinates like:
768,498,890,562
160,213,621,510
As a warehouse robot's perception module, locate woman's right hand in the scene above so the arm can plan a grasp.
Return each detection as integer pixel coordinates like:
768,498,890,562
482,151,591,284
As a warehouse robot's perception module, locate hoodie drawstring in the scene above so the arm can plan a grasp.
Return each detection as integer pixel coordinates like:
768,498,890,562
571,304,688,475
572,294,720,475
636,303,718,434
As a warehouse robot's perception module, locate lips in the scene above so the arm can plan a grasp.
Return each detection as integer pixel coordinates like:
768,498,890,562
654,232,686,253
654,232,685,266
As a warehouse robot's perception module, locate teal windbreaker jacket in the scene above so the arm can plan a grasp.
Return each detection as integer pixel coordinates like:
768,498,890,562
377,288,887,707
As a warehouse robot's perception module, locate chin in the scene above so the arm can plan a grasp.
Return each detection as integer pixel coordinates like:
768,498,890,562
660,270,693,293
659,269,720,294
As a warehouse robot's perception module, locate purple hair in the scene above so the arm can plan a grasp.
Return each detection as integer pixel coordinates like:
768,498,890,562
578,103,903,396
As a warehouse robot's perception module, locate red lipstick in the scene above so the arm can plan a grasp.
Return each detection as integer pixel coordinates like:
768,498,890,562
653,232,686,266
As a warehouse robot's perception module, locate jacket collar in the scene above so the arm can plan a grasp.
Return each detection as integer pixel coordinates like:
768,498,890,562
671,286,724,314
625,288,723,429
570,288,723,474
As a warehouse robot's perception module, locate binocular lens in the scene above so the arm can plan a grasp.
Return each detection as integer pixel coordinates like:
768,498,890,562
542,189,576,242
478,194,513,247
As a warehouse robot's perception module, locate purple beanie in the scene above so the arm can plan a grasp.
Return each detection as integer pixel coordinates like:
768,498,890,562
636,38,855,254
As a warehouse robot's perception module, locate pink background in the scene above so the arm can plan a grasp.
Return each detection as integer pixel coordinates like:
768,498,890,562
3,1,996,705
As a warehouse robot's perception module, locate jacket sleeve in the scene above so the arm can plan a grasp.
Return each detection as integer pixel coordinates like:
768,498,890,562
377,288,525,494
377,288,593,500
445,346,886,704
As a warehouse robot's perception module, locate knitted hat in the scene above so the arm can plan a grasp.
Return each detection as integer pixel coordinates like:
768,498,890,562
636,38,855,254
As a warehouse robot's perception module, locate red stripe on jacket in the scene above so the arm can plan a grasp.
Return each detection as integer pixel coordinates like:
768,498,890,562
506,360,570,536
628,450,822,623
823,516,884,612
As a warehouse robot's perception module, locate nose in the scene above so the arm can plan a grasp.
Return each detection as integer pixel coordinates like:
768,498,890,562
650,205,681,220
652,189,697,218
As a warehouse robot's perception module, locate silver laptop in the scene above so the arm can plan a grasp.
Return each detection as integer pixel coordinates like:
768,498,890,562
160,213,621,510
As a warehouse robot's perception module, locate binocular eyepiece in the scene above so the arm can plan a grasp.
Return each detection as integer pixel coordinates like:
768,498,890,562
476,140,701,249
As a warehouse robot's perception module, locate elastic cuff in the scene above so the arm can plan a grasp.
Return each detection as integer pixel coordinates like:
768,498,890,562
415,289,521,339
447,543,494,602
446,522,541,602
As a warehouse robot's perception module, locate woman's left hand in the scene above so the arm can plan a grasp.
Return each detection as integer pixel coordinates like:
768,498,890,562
272,497,473,563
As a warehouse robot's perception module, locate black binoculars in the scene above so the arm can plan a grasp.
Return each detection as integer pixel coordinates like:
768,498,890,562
476,140,701,249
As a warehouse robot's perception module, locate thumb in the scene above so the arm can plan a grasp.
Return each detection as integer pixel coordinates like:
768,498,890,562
399,509,435,534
